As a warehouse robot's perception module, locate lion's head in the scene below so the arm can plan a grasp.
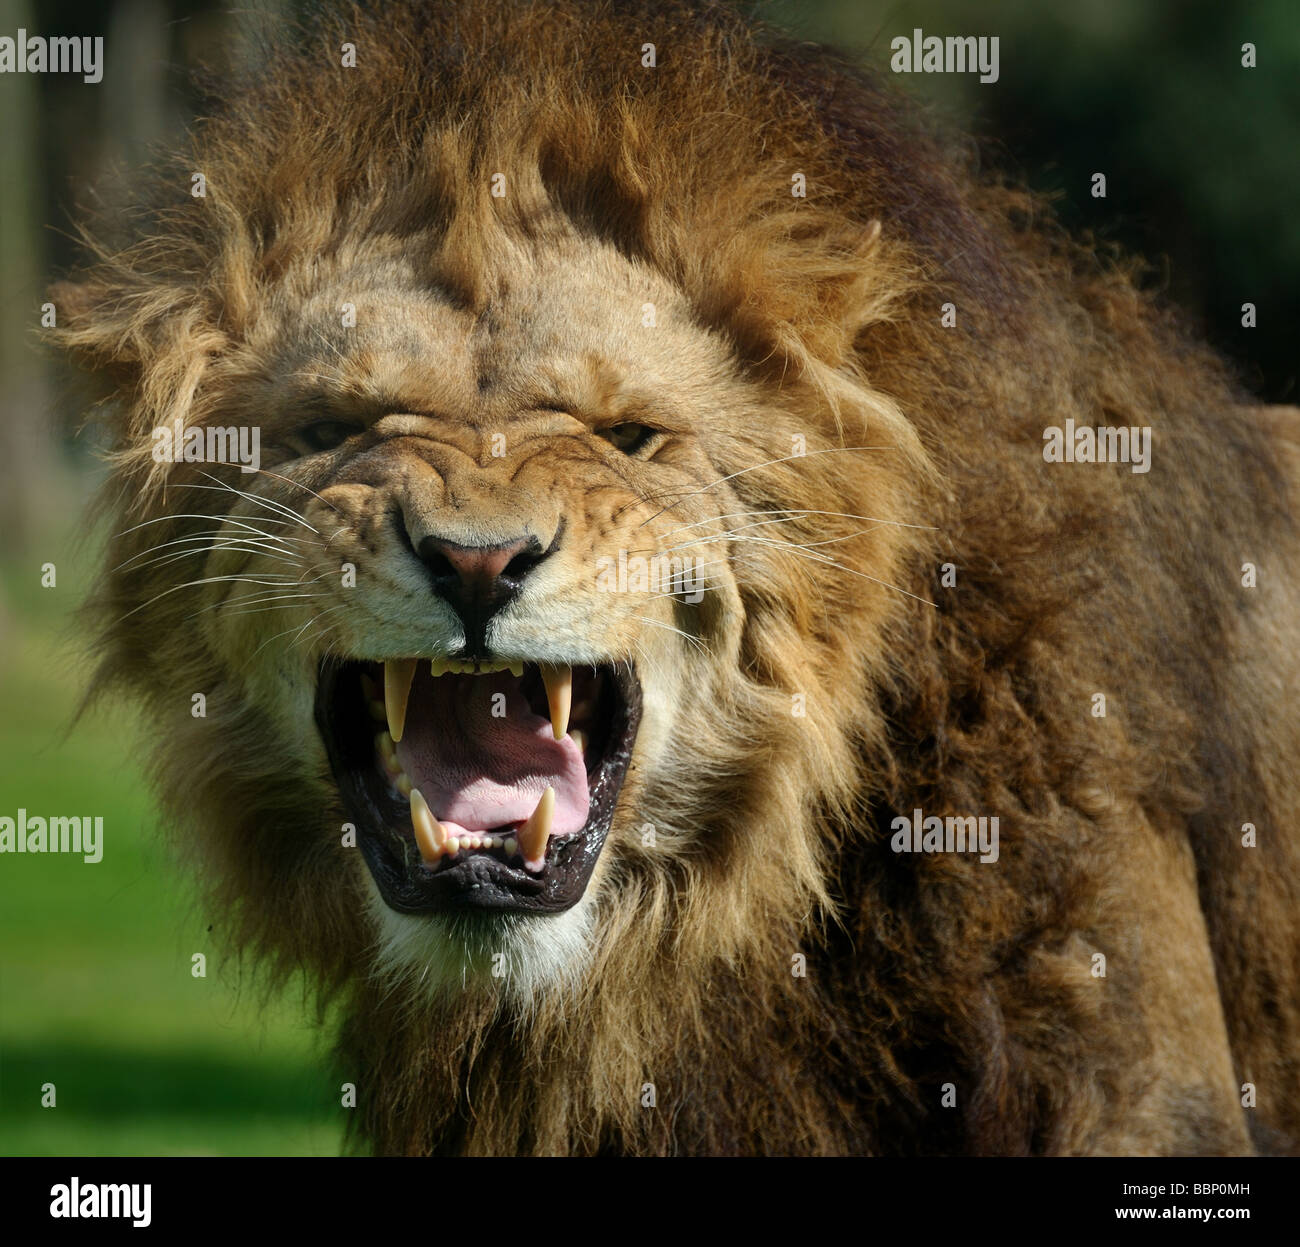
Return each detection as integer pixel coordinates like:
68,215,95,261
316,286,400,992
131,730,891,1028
52,0,935,1019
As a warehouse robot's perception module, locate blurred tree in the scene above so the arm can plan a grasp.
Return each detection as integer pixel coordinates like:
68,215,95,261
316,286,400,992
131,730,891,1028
0,0,58,554
763,0,1299,402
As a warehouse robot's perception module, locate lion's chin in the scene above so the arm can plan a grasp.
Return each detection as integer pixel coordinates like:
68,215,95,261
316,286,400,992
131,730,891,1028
364,875,598,1006
317,657,641,917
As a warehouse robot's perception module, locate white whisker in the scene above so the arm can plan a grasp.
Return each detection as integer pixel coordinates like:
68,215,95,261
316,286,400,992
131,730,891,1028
630,614,708,655
633,446,899,527
112,575,307,624
186,473,323,531
657,507,937,541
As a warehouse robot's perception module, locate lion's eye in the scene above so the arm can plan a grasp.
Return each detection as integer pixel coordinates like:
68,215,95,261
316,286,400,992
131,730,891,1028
292,420,363,454
599,423,660,456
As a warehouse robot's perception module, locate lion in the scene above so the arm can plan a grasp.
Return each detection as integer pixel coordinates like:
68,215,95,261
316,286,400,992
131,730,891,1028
48,0,1300,1156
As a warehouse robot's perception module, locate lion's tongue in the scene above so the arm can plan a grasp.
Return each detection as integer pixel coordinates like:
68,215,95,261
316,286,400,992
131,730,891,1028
394,672,589,837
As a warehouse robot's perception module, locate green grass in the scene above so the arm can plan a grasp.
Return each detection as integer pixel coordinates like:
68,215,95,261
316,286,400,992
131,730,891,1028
0,521,345,1156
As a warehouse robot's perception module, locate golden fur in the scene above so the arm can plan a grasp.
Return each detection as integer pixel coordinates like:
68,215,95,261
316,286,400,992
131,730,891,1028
50,0,1300,1154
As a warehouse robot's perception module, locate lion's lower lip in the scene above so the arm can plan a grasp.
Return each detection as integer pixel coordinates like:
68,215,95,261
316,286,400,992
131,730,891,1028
315,658,641,914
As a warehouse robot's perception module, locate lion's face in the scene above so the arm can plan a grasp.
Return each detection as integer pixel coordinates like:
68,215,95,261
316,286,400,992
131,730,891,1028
64,200,925,1005
181,233,806,995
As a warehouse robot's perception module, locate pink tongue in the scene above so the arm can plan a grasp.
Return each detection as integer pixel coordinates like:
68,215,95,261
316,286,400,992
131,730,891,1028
394,671,589,838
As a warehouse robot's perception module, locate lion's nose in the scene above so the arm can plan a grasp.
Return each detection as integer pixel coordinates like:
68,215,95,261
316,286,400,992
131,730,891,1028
416,532,548,640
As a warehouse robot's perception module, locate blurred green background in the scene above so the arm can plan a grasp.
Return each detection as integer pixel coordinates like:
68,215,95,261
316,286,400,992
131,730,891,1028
1,0,1296,1156
0,538,340,1155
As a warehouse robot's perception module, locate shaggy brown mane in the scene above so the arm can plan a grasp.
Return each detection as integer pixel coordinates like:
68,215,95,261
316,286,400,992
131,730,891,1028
50,0,1300,1156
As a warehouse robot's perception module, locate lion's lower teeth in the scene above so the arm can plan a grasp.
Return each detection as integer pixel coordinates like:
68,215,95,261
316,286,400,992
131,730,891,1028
518,787,555,871
409,788,444,865
401,779,530,867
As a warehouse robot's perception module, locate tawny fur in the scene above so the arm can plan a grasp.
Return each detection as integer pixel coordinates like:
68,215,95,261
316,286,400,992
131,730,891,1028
50,0,1300,1155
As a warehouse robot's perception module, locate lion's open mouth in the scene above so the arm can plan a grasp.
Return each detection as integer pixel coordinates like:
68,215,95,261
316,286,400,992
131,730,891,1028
316,658,641,914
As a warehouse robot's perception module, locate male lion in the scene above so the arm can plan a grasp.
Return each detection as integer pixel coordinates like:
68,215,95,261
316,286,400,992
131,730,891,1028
51,0,1299,1155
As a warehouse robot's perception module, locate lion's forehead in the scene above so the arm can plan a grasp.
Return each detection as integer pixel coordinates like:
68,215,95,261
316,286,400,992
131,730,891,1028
238,238,739,433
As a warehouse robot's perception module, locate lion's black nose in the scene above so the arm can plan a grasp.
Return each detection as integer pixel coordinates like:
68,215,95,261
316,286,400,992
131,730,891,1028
417,533,548,645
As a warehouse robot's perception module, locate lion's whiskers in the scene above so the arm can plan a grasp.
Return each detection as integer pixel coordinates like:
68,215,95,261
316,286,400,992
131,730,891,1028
251,604,349,660
218,594,331,616
656,507,937,541
111,573,320,625
621,446,900,527
105,470,359,660
120,541,310,575
629,614,708,656
182,569,340,622
115,511,310,540
661,525,887,556
624,530,935,607
184,474,327,531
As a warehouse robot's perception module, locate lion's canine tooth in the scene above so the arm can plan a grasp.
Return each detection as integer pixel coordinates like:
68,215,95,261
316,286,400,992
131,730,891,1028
508,660,524,677
410,788,444,864
385,659,418,743
540,665,572,741
518,786,555,869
